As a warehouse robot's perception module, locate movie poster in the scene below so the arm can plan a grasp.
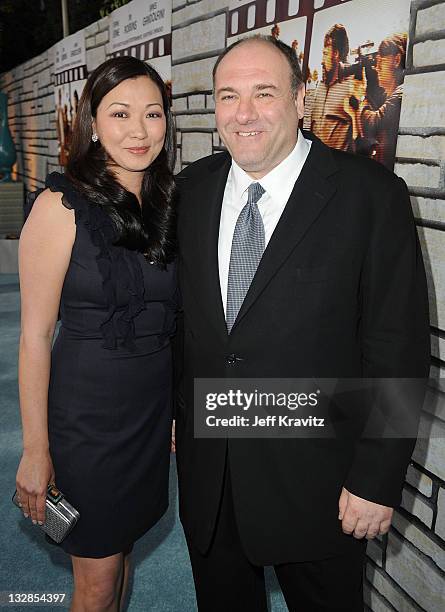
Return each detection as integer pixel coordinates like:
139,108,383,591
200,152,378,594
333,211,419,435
228,1,308,72
228,0,411,170
54,30,87,167
109,0,171,94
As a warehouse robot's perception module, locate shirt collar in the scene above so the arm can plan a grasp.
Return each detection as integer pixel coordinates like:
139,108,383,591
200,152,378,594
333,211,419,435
230,129,311,203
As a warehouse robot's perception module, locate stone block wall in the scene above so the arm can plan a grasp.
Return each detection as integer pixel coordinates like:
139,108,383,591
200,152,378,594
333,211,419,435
1,1,444,610
171,0,226,171
369,0,445,609
0,16,111,193
86,17,110,74
1,47,57,192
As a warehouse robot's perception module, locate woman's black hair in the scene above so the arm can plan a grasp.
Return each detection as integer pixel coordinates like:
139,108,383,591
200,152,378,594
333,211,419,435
67,56,176,264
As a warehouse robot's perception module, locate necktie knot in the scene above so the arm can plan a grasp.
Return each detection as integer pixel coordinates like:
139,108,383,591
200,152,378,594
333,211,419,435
247,182,265,206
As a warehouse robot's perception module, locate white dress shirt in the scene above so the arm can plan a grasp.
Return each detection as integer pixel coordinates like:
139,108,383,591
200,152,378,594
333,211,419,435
218,129,312,314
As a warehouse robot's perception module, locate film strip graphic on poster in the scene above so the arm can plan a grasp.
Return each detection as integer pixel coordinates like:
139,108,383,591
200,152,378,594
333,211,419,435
54,30,88,167
55,65,88,87
108,34,172,63
228,0,352,58
108,0,172,83
228,0,411,171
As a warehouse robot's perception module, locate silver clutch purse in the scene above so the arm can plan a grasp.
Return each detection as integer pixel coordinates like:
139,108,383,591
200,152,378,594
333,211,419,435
13,484,80,543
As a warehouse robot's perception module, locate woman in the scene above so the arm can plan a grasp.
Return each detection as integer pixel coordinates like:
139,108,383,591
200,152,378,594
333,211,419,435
15,56,177,611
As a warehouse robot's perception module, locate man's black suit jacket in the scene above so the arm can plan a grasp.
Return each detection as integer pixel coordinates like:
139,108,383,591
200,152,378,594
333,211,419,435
175,131,430,565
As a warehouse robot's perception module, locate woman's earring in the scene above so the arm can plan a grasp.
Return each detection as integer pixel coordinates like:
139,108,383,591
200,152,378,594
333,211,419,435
92,133,99,143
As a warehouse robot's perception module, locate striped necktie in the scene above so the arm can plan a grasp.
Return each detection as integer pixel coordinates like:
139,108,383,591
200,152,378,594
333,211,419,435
226,182,265,333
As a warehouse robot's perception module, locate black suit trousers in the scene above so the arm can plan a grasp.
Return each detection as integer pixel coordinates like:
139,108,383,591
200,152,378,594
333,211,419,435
186,452,366,612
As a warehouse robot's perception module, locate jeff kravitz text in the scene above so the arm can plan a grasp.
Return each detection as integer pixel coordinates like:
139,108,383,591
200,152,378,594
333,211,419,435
206,414,325,428
204,389,325,429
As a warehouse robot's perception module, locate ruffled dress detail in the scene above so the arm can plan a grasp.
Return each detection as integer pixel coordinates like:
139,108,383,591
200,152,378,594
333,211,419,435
28,172,159,351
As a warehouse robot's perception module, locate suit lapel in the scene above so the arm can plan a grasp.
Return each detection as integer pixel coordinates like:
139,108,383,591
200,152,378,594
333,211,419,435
183,153,231,339
232,135,339,331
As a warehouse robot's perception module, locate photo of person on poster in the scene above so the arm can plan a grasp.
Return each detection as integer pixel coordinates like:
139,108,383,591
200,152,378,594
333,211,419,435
55,88,69,166
310,25,407,170
55,86,81,167
343,33,407,169
303,0,410,170
310,23,354,151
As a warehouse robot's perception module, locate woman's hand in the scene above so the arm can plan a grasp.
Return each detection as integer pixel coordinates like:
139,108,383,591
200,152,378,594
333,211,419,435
16,449,55,525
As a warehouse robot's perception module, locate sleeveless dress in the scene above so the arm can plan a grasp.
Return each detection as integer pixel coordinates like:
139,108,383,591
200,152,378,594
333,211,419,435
28,172,177,558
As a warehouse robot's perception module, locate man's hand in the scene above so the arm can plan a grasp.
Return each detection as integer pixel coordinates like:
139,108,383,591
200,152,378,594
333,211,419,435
338,487,393,539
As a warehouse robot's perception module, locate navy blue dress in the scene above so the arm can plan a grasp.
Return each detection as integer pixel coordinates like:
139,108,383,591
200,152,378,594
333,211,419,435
30,172,177,558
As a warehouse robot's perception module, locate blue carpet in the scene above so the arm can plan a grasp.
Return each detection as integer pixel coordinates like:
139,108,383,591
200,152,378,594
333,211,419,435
0,274,287,611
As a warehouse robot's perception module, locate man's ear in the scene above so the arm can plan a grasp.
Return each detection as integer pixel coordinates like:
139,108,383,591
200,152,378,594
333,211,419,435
294,84,306,120
395,53,402,69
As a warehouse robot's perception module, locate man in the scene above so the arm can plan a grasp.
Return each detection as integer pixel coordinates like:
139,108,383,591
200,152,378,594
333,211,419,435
175,35,430,611
310,23,354,151
361,33,407,169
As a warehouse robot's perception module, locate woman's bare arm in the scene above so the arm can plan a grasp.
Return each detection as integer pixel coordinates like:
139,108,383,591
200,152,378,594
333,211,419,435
16,188,75,525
